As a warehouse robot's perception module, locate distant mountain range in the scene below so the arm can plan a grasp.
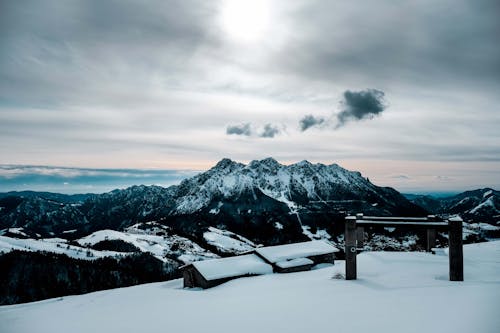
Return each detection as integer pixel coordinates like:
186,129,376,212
405,188,499,224
0,158,426,244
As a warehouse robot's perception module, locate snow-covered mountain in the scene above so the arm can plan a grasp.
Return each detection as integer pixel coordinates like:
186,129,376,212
174,157,421,215
1,161,498,305
0,158,425,245
408,188,499,225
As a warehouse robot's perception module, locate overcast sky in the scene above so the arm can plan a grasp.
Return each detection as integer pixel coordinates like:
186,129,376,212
1,0,499,192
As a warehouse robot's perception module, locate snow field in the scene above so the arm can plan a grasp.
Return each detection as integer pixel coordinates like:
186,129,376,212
2,241,498,333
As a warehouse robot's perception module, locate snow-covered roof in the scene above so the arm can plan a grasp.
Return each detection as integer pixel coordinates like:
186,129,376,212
191,254,273,281
255,240,339,264
276,258,314,269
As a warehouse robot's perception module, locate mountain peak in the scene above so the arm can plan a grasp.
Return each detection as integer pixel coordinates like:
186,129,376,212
259,157,280,167
214,158,238,169
292,160,313,168
248,157,281,171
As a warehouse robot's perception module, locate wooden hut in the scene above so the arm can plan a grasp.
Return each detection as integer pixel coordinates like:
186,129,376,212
254,240,339,273
181,254,273,289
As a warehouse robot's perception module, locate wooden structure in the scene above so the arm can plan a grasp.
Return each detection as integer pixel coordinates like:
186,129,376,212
255,240,339,273
182,254,273,288
345,214,463,281
274,258,315,273
182,240,340,288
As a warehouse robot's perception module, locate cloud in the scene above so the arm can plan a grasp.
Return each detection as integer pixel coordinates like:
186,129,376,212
390,174,411,180
299,115,325,131
226,123,252,136
336,89,386,128
435,175,453,182
226,123,281,138
259,124,281,138
297,89,386,131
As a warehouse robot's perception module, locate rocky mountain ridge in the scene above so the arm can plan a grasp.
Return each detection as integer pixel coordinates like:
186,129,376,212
407,188,499,225
0,158,425,245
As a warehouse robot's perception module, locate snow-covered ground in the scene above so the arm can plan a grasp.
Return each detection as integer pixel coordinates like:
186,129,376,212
77,229,218,264
0,227,218,264
1,241,499,333
203,227,257,254
0,236,124,260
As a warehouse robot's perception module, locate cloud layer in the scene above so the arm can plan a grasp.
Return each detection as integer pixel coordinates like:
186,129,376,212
0,165,197,194
1,0,499,191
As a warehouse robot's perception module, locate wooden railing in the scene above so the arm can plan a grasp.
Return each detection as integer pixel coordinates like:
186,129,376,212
344,213,463,281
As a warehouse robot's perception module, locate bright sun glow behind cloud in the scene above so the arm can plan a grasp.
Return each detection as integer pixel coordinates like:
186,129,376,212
219,0,272,43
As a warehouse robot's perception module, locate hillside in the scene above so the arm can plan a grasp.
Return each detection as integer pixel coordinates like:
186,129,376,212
1,241,498,333
408,188,499,225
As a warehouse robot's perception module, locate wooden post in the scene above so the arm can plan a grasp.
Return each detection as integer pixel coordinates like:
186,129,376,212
426,215,436,252
356,227,365,249
448,217,463,281
426,229,436,252
345,216,357,280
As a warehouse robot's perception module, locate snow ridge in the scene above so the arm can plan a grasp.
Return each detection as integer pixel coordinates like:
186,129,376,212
173,157,382,214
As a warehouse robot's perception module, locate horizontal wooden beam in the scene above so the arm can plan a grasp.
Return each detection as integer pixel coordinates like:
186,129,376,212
356,215,439,222
356,220,449,229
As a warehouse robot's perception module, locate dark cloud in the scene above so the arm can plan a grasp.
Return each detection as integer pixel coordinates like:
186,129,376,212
298,89,386,131
259,124,281,138
299,115,325,131
226,123,252,136
336,89,386,128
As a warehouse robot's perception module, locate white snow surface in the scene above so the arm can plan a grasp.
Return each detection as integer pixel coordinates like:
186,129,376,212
470,196,497,214
0,227,218,264
77,229,218,264
203,227,256,254
0,236,123,260
275,257,314,269
255,240,339,263
191,254,273,281
301,225,332,240
1,241,499,333
5,228,28,237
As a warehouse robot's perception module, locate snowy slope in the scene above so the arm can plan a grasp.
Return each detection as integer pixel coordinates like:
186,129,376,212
77,229,218,264
0,235,124,260
410,188,499,225
203,227,257,254
1,241,499,333
0,226,218,264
